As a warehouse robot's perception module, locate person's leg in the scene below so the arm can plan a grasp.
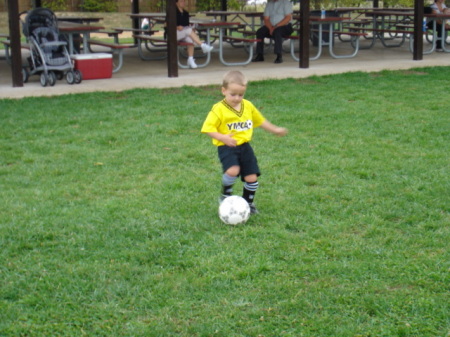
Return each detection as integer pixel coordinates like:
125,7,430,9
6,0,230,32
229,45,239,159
186,44,197,68
188,30,202,45
436,23,443,49
272,24,293,63
221,166,239,200
187,44,194,57
242,174,259,214
239,143,260,213
253,26,270,61
181,32,198,68
188,30,214,53
218,147,240,202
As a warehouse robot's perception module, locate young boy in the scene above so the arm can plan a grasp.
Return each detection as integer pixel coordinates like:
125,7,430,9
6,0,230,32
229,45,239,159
201,71,288,214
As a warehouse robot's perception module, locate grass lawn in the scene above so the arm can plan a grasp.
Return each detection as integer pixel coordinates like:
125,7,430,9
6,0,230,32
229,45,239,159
0,68,449,336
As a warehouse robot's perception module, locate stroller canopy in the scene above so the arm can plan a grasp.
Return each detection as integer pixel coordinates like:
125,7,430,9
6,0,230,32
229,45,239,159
23,7,59,38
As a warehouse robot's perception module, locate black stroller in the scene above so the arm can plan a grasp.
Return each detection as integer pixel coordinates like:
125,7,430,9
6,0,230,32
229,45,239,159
21,8,82,86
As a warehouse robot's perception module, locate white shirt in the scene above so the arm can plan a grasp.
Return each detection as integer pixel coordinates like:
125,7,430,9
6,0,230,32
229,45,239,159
430,2,447,13
263,0,293,26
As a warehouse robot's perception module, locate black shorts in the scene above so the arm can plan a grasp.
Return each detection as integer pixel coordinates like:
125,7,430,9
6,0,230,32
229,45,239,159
218,142,260,181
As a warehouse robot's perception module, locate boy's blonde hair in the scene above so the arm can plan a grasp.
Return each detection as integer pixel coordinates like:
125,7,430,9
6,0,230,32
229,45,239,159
222,71,248,88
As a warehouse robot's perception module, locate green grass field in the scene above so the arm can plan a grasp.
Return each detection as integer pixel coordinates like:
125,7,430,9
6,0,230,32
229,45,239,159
1,68,449,336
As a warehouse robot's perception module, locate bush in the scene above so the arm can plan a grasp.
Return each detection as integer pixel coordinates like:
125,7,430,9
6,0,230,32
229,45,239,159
195,0,242,11
80,0,118,12
42,0,68,11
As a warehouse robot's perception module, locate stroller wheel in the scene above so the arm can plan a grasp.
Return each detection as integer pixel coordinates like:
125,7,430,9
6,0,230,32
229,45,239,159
40,73,48,87
74,69,83,84
22,68,29,83
48,72,57,86
66,71,75,85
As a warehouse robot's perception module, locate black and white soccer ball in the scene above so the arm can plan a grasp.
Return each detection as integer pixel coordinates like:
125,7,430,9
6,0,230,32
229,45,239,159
218,196,251,225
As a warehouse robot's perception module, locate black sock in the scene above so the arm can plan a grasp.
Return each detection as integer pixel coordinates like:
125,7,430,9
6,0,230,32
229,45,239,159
223,185,233,196
243,181,259,204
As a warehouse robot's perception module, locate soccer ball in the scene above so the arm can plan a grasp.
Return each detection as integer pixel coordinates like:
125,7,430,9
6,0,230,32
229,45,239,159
218,196,251,225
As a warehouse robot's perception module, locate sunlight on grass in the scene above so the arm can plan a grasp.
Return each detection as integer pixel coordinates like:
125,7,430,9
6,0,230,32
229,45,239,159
0,68,449,336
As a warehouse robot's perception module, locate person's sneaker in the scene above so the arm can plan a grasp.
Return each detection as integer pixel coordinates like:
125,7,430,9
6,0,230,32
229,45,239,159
436,48,444,52
187,58,198,69
201,43,214,53
249,203,259,214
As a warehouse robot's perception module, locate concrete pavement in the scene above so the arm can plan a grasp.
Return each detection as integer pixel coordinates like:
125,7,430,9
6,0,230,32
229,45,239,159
1,38,449,99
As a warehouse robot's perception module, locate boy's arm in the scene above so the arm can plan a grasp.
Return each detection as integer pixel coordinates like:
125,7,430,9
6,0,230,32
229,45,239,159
260,120,288,137
207,132,237,147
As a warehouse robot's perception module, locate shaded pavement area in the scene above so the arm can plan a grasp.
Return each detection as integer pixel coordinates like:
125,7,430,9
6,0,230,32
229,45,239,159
1,38,450,99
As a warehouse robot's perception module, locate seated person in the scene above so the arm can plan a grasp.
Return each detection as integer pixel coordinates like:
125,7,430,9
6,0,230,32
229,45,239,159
252,0,293,64
429,0,450,51
175,0,213,69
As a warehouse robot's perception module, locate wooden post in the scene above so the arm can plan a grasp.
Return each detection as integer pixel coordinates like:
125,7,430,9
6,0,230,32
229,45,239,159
8,0,23,87
166,0,178,77
221,0,227,12
131,0,140,34
413,0,424,60
131,0,140,45
299,0,310,68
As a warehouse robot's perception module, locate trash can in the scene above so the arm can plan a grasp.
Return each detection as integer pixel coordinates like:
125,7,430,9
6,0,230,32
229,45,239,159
311,10,339,46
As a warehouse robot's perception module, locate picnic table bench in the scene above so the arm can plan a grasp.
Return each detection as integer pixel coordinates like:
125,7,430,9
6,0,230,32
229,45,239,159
87,40,135,73
207,32,260,66
86,28,161,72
285,29,367,61
132,34,211,69
344,24,440,53
344,26,416,48
210,33,260,45
112,27,159,36
1,40,30,65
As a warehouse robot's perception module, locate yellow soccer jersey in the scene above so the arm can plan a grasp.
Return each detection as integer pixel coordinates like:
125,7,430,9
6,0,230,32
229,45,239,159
201,99,266,146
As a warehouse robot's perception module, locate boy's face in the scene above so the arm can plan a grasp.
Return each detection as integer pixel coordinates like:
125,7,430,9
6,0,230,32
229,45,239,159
221,83,246,109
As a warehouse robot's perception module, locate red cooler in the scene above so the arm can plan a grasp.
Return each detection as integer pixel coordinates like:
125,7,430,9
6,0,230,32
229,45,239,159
71,53,113,80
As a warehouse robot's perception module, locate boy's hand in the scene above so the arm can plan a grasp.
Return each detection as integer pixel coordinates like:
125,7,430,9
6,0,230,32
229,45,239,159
260,121,288,137
222,134,237,147
273,127,288,137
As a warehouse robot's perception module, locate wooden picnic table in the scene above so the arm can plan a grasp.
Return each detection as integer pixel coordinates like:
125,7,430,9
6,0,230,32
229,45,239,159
57,17,103,24
425,13,450,52
204,11,263,31
342,10,449,54
58,21,105,54
129,12,167,22
291,16,364,60
132,19,257,67
196,20,257,66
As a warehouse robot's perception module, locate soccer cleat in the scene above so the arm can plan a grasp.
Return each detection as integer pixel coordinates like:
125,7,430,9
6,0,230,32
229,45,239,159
187,58,198,69
248,203,259,214
201,43,214,53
